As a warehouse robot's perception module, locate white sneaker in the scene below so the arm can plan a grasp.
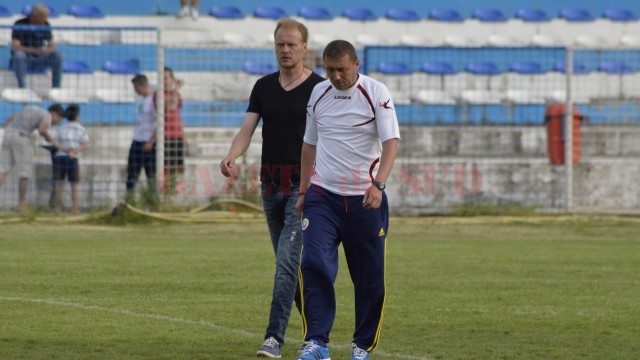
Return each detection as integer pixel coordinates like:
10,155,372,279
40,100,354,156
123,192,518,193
177,6,189,18
191,8,199,19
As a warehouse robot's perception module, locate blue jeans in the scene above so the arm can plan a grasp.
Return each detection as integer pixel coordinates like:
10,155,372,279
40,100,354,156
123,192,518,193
12,50,63,88
261,181,303,344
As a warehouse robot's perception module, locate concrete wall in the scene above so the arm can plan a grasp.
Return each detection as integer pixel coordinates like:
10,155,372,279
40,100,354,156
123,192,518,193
1,125,639,213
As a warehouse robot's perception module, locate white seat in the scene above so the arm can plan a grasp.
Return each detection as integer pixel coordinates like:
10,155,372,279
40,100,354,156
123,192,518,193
486,34,523,47
309,33,335,48
400,34,437,46
530,34,565,47
504,89,545,104
2,88,42,103
444,35,478,47
414,90,455,105
95,88,136,103
355,34,388,47
547,89,591,104
574,34,610,48
619,34,640,48
460,89,502,104
49,88,92,103
222,33,254,47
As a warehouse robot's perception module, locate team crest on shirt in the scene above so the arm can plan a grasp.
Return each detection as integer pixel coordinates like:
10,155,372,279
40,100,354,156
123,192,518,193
302,218,309,230
379,98,393,110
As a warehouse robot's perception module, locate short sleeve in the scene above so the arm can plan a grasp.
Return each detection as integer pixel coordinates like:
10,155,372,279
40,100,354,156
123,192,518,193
303,93,318,146
374,85,400,142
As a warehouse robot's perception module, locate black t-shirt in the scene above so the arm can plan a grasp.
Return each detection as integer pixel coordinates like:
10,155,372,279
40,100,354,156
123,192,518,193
12,17,52,52
247,71,325,185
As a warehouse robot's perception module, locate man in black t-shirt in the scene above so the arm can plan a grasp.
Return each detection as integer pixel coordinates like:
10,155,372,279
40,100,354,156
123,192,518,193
11,3,62,88
220,18,324,358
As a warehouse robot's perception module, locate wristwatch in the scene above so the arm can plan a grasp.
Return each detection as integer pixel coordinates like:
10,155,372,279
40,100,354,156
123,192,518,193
372,181,386,191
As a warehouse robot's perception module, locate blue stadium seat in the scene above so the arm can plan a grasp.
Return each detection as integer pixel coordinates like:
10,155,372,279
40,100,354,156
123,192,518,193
22,4,59,17
253,6,287,19
385,8,421,22
376,62,412,74
428,9,463,22
509,61,545,74
558,8,593,22
465,62,502,75
208,6,244,19
298,7,333,20
63,60,93,74
472,9,507,22
0,6,10,17
553,61,590,74
420,62,457,74
242,62,275,75
68,5,104,18
598,60,634,74
515,8,550,22
602,9,638,21
102,59,140,74
342,8,378,21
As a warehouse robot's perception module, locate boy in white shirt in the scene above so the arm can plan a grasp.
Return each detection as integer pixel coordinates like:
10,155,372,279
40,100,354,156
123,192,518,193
53,104,90,214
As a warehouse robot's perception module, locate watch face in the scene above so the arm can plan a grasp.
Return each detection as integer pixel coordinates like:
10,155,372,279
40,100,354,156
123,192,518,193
375,182,386,191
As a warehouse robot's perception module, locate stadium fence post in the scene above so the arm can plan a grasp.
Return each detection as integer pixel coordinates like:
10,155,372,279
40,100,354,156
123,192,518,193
564,47,574,212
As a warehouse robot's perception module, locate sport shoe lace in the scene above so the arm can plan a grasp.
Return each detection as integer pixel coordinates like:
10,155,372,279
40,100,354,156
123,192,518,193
263,337,279,349
300,342,321,355
352,344,369,360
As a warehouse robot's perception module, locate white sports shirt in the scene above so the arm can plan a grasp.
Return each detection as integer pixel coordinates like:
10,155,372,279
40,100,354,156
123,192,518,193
132,94,156,142
54,122,90,158
304,74,400,196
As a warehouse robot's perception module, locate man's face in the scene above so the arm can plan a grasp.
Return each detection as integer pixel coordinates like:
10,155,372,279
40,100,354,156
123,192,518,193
274,27,307,70
30,12,48,25
133,82,148,95
324,54,360,90
51,113,62,124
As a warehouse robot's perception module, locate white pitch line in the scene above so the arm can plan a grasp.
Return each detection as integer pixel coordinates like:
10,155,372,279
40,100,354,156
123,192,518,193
0,296,435,360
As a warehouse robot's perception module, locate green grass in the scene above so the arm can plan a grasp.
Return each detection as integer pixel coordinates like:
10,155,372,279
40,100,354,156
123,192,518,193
1,217,639,359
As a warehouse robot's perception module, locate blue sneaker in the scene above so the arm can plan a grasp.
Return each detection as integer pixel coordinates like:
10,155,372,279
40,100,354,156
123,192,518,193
351,343,370,360
296,339,330,360
256,337,281,358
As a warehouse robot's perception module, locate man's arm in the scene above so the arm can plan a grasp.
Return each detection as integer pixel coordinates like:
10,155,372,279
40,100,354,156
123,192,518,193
4,113,16,127
295,142,317,218
363,138,399,210
144,130,156,152
37,120,52,143
219,112,260,177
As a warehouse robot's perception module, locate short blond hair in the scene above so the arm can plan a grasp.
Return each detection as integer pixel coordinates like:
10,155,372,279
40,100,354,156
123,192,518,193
274,18,309,44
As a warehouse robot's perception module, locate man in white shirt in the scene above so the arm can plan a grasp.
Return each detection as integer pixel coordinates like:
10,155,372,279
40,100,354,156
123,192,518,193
126,74,157,201
0,104,65,212
295,40,400,360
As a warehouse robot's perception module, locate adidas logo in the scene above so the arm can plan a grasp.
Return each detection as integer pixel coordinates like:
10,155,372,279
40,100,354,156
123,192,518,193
378,228,385,237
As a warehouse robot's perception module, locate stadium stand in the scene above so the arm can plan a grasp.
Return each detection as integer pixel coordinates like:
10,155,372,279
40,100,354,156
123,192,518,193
342,8,378,21
385,8,420,22
428,9,464,22
208,6,245,19
68,5,105,18
252,6,287,19
298,7,333,21
472,9,508,22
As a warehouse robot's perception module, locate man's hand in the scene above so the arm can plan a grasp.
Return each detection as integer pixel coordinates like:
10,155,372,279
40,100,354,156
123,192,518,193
362,185,383,210
220,156,237,178
143,141,154,152
295,193,305,218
